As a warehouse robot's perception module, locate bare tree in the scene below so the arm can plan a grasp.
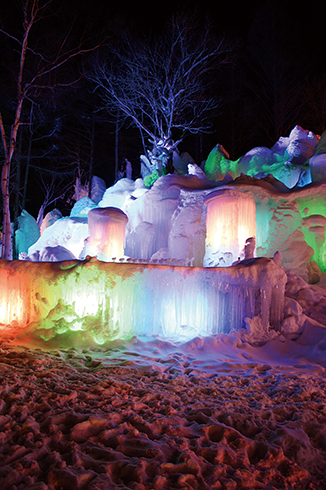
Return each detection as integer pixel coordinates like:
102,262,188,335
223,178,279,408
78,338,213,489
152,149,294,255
90,15,230,177
35,171,73,229
0,0,103,259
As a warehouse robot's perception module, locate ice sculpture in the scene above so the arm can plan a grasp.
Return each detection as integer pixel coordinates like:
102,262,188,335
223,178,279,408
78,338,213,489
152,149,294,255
87,207,128,261
15,210,40,256
0,256,286,343
205,126,318,188
25,171,326,282
40,209,62,234
204,189,256,267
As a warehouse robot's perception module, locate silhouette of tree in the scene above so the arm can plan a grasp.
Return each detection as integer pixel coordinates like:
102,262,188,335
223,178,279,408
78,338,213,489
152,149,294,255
90,14,231,177
0,0,103,259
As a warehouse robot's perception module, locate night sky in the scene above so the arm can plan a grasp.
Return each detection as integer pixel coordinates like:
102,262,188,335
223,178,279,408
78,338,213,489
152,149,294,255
1,0,326,218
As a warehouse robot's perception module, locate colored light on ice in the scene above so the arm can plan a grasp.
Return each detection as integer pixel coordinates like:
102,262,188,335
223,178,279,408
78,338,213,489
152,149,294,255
297,194,326,273
204,189,256,267
0,296,25,327
87,207,128,261
0,257,286,345
0,266,30,327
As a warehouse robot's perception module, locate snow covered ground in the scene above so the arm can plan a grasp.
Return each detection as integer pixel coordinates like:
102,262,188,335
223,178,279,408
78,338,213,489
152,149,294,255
2,266,326,490
1,328,326,490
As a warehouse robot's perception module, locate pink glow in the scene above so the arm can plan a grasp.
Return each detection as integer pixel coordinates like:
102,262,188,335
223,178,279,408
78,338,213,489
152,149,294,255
204,189,256,266
87,207,128,261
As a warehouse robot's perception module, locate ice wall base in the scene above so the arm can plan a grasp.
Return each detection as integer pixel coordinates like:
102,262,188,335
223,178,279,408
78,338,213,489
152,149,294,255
0,257,286,344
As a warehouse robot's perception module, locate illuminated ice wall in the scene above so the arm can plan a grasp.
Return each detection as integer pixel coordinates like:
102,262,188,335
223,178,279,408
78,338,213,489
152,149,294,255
0,257,286,344
204,189,256,267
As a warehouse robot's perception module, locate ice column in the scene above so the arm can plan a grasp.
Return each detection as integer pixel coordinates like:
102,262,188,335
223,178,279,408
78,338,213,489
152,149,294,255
87,207,128,261
204,189,256,267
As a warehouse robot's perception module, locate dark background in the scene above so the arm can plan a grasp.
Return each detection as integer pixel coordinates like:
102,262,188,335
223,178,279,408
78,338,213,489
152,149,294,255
1,0,326,218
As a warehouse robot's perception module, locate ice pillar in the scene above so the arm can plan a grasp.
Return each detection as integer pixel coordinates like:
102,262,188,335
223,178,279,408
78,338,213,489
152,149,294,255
204,189,256,267
87,207,128,261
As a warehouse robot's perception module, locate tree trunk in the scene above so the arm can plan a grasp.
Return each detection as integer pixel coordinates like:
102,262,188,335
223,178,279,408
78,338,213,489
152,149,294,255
12,127,23,259
1,160,12,260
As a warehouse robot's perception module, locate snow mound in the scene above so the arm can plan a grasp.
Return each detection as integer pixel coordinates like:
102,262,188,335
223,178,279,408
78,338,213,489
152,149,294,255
28,217,88,261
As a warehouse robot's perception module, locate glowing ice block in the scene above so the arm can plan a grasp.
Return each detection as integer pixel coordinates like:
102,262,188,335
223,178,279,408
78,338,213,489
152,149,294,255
309,154,326,183
204,189,256,267
87,207,128,261
0,256,286,344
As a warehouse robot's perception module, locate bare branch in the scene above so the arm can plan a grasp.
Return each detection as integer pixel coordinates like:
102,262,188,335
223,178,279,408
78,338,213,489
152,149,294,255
0,0,104,258
0,112,8,156
90,14,230,172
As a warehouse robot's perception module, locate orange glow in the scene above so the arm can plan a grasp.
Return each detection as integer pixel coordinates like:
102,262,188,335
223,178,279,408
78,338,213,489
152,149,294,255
0,263,30,327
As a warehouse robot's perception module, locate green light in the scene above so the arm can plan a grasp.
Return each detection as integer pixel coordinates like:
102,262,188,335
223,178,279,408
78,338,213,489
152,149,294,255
295,195,326,272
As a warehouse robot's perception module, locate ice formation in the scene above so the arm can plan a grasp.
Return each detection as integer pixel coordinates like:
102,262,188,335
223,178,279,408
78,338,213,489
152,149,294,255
1,125,326,344
28,217,89,261
40,208,62,234
72,175,107,204
204,125,319,188
204,188,256,266
86,207,128,261
0,255,286,343
15,210,40,256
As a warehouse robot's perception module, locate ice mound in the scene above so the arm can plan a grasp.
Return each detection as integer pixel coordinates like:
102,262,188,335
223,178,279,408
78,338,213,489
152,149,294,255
99,178,148,209
205,125,319,188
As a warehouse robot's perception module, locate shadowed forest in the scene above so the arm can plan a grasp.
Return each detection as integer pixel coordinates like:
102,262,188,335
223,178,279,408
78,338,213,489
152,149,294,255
0,0,326,223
